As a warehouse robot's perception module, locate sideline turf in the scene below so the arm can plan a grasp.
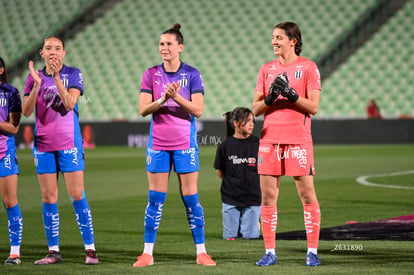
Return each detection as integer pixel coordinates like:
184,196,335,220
1,145,413,274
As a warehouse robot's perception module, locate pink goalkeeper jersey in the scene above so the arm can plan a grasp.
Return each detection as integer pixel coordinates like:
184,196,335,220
255,56,321,144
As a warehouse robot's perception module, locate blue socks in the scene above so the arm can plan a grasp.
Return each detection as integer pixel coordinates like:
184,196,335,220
6,204,23,247
72,197,95,246
42,198,95,250
144,190,167,243
42,202,60,248
142,191,206,247
182,193,205,245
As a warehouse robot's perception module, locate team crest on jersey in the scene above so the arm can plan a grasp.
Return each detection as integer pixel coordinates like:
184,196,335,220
61,74,69,88
180,73,188,87
0,97,6,107
295,71,302,79
179,78,188,87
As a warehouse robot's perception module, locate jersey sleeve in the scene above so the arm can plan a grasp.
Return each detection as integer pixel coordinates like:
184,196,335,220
190,69,204,95
23,74,34,96
8,88,22,113
213,143,225,170
306,61,321,92
68,68,84,95
255,65,266,95
140,69,153,94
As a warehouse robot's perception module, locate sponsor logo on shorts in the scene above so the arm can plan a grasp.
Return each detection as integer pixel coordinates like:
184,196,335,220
64,147,79,165
147,148,160,154
291,146,308,168
259,146,271,153
4,154,11,170
182,148,197,167
275,144,308,169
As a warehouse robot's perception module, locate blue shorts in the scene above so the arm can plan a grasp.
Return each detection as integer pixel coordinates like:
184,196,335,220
0,152,19,177
146,147,199,173
33,145,84,174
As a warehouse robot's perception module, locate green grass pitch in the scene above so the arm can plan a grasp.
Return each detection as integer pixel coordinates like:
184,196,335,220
1,144,414,274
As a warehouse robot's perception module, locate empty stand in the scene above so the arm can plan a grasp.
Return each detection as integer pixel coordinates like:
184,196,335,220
4,0,412,120
321,0,413,118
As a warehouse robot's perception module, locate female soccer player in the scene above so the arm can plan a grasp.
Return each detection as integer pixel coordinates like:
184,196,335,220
214,107,261,240
22,37,98,265
0,57,23,265
252,22,321,267
133,24,216,267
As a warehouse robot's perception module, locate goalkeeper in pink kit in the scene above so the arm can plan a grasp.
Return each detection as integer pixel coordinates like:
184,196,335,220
253,22,321,267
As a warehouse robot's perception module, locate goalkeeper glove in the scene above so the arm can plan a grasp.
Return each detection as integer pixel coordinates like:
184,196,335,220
264,78,281,106
275,72,299,103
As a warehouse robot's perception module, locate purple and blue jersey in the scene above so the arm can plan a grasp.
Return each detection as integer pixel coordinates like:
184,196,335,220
140,62,204,151
24,65,83,152
0,82,21,160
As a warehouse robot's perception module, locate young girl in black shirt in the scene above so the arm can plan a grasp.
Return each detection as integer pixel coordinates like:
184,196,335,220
214,107,261,240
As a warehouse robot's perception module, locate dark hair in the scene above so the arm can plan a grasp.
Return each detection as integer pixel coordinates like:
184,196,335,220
41,36,65,49
274,22,302,56
224,107,254,137
0,56,7,83
161,23,184,45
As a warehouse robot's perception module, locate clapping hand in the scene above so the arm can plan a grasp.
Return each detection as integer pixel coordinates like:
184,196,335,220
264,78,281,106
28,61,42,87
275,72,298,103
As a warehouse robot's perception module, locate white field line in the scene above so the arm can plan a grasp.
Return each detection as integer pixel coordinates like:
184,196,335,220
356,170,414,190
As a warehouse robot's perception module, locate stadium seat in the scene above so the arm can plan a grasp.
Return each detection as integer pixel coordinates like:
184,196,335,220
5,0,412,120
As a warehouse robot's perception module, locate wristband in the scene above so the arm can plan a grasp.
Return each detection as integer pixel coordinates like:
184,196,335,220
288,88,299,103
157,98,165,106
264,93,278,106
